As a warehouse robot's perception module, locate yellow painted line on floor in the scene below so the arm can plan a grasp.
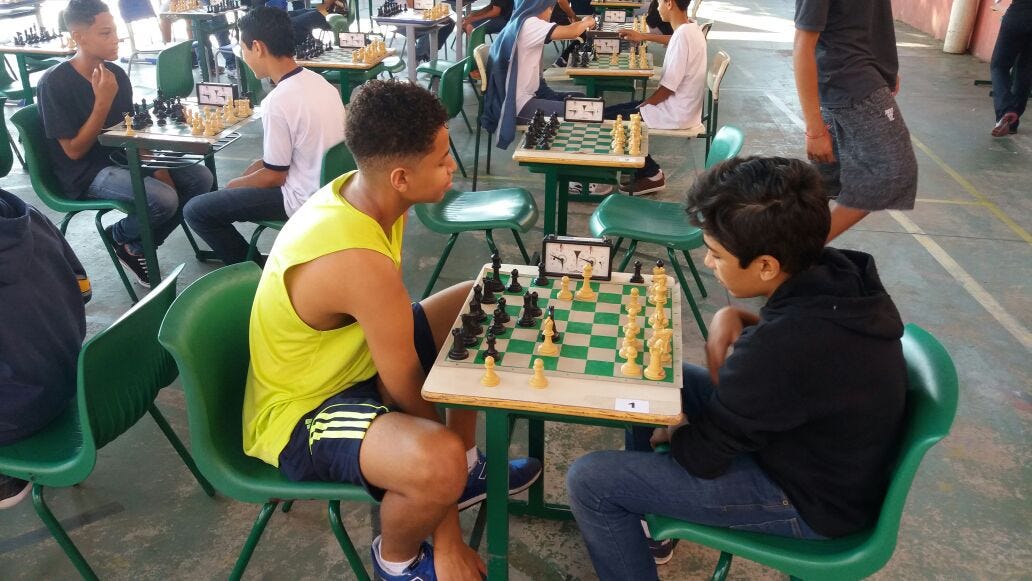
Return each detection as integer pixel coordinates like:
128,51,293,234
889,211,1032,352
914,198,985,206
910,136,1032,245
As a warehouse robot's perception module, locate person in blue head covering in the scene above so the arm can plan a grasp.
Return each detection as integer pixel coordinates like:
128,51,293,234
481,0,596,149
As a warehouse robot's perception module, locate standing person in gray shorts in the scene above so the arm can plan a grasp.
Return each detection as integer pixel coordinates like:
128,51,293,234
793,0,918,242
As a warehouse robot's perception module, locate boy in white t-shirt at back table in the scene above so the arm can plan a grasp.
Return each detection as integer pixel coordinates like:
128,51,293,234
604,0,706,195
183,7,346,265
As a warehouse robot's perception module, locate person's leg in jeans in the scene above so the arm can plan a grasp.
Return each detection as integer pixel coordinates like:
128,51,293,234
182,186,288,264
415,21,456,61
86,167,184,255
603,100,661,179
516,98,565,125
482,16,507,35
625,363,712,452
290,8,331,41
990,6,1032,134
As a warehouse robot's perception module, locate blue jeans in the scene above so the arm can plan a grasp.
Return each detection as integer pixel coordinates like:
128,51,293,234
182,186,287,264
567,364,825,581
990,5,1032,128
516,80,584,124
415,21,456,62
194,15,236,71
86,164,214,255
604,100,660,178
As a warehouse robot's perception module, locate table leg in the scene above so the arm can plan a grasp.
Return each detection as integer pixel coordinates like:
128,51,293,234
126,147,163,288
557,179,569,235
485,408,511,581
406,27,417,82
542,170,558,236
15,54,32,104
454,0,464,60
526,417,546,511
429,24,440,67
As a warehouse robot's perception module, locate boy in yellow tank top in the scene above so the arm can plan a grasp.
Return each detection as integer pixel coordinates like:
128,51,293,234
244,81,541,581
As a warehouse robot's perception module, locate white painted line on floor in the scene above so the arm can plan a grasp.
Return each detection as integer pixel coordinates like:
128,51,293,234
764,91,1032,352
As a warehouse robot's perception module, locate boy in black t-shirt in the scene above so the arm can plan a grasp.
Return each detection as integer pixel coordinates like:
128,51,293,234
463,0,514,35
37,0,213,288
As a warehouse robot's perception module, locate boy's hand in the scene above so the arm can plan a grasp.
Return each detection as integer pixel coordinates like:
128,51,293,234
705,307,746,384
805,129,835,164
434,543,486,581
581,15,596,27
619,29,645,42
91,64,118,107
650,427,670,448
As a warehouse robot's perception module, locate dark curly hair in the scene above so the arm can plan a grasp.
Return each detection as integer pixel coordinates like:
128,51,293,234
65,0,109,28
345,80,449,168
238,7,295,58
685,156,830,274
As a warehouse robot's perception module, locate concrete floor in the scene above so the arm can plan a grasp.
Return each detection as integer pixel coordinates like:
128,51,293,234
1,0,1030,578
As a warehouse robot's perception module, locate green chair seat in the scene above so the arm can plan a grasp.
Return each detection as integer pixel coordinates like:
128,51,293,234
0,405,85,486
415,187,538,298
417,58,458,77
588,195,702,250
383,56,406,77
645,324,959,581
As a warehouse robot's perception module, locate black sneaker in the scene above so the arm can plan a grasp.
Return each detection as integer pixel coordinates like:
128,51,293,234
0,476,31,509
619,170,665,196
553,56,568,68
106,226,151,288
648,538,678,565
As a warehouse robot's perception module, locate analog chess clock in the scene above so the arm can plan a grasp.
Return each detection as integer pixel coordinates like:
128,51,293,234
593,37,620,54
541,235,614,280
604,9,626,23
338,32,366,48
196,82,238,107
564,97,605,123
414,0,434,8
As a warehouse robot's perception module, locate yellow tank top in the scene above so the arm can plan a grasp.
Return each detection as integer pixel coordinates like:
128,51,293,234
243,171,405,466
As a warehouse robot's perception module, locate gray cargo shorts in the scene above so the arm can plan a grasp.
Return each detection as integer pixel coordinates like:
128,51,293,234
817,87,918,211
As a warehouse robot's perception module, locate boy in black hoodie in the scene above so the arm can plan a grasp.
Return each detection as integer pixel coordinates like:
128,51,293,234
0,189,90,509
567,156,907,580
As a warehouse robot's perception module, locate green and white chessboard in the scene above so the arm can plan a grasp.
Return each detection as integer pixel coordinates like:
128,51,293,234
512,120,649,167
296,47,389,70
570,52,653,72
432,264,682,385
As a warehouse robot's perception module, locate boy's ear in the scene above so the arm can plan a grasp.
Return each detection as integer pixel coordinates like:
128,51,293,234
755,255,783,281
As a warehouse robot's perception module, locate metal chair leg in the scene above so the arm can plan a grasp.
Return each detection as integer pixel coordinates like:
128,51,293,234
59,211,77,235
421,233,460,299
486,131,492,174
246,225,268,262
682,249,707,297
229,501,278,581
7,131,25,169
666,247,707,339
449,137,467,177
459,109,473,133
511,230,531,263
179,219,204,259
32,485,99,581
712,551,733,581
484,229,498,256
282,500,294,513
328,501,372,581
95,210,139,303
472,118,482,190
618,239,640,271
149,404,215,497
469,503,487,551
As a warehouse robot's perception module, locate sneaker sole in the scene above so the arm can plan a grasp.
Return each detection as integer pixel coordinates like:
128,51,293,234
115,254,152,288
620,185,665,196
457,467,543,511
654,551,675,565
0,481,31,509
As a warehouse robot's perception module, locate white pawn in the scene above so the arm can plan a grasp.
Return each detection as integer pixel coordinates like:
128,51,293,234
481,356,500,387
557,275,573,300
529,358,549,388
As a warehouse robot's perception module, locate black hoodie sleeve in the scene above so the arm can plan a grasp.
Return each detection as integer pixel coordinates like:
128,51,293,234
669,323,809,478
32,206,91,304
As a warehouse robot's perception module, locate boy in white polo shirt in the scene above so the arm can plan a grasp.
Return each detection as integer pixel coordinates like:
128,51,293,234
184,7,346,264
604,0,706,195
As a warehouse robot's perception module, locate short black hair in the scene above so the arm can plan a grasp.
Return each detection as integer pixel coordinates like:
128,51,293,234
345,80,449,167
669,0,691,12
686,156,830,274
64,0,109,28
238,7,295,57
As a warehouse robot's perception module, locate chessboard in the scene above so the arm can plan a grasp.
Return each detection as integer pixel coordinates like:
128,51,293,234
160,0,242,17
590,0,643,7
422,262,684,423
567,52,654,75
373,6,453,26
101,99,256,152
295,46,393,70
512,117,648,168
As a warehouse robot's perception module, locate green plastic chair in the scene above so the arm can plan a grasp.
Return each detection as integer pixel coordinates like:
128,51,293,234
438,57,470,178
156,40,195,98
10,104,140,302
0,56,36,103
414,187,539,298
382,55,407,79
419,23,486,133
645,323,959,581
237,57,269,104
0,96,14,178
157,262,375,581
587,125,745,338
0,265,215,581
245,140,358,262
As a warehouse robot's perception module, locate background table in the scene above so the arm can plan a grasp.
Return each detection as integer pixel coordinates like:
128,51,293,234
373,8,452,82
159,6,244,82
566,52,655,98
0,39,75,104
296,46,395,103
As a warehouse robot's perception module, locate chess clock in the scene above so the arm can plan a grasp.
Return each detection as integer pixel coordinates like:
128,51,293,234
593,37,620,54
541,235,614,280
338,32,367,48
414,0,434,8
564,97,605,123
196,82,238,106
604,9,626,23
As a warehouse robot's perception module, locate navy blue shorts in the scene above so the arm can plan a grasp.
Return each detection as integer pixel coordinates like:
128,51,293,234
278,303,438,500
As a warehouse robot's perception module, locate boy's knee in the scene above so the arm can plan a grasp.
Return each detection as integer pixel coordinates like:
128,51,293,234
411,428,467,501
567,452,605,506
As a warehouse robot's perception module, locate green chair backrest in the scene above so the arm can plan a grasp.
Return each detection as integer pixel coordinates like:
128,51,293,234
439,57,469,120
464,25,488,76
157,262,262,498
703,125,744,169
320,140,358,187
156,40,195,98
9,105,79,212
0,96,13,178
238,58,269,105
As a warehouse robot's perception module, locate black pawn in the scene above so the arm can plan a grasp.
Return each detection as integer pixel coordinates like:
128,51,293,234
482,283,497,304
447,328,469,360
517,295,537,327
534,261,549,286
484,333,500,361
489,310,506,336
486,253,505,292
529,291,543,318
630,259,645,283
462,313,483,339
470,290,486,323
507,269,523,293
495,297,511,323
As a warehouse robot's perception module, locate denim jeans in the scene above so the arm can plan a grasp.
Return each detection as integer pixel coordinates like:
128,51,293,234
415,21,456,62
990,5,1031,128
516,81,584,124
603,100,660,178
182,186,287,264
567,364,825,581
194,15,236,71
87,164,214,255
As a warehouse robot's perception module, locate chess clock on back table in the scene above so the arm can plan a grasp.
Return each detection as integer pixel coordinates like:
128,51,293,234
564,97,604,123
338,32,366,48
196,82,238,106
542,235,613,280
593,37,620,55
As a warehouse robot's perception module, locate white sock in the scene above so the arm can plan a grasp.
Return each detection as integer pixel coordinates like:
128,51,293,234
466,447,479,473
373,535,417,576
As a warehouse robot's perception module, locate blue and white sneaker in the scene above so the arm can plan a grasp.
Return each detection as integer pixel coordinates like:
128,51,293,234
371,539,436,580
458,451,542,510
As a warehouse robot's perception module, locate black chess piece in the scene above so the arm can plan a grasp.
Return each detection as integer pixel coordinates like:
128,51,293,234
481,282,497,304
529,291,542,317
461,313,482,340
469,294,486,323
484,332,500,360
495,297,510,323
507,269,522,293
488,311,505,336
630,259,644,283
536,135,551,150
539,306,562,343
516,300,537,328
484,253,505,292
448,328,469,360
533,261,549,286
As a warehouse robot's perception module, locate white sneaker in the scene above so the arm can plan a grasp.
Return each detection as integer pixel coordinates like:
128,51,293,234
568,182,614,195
